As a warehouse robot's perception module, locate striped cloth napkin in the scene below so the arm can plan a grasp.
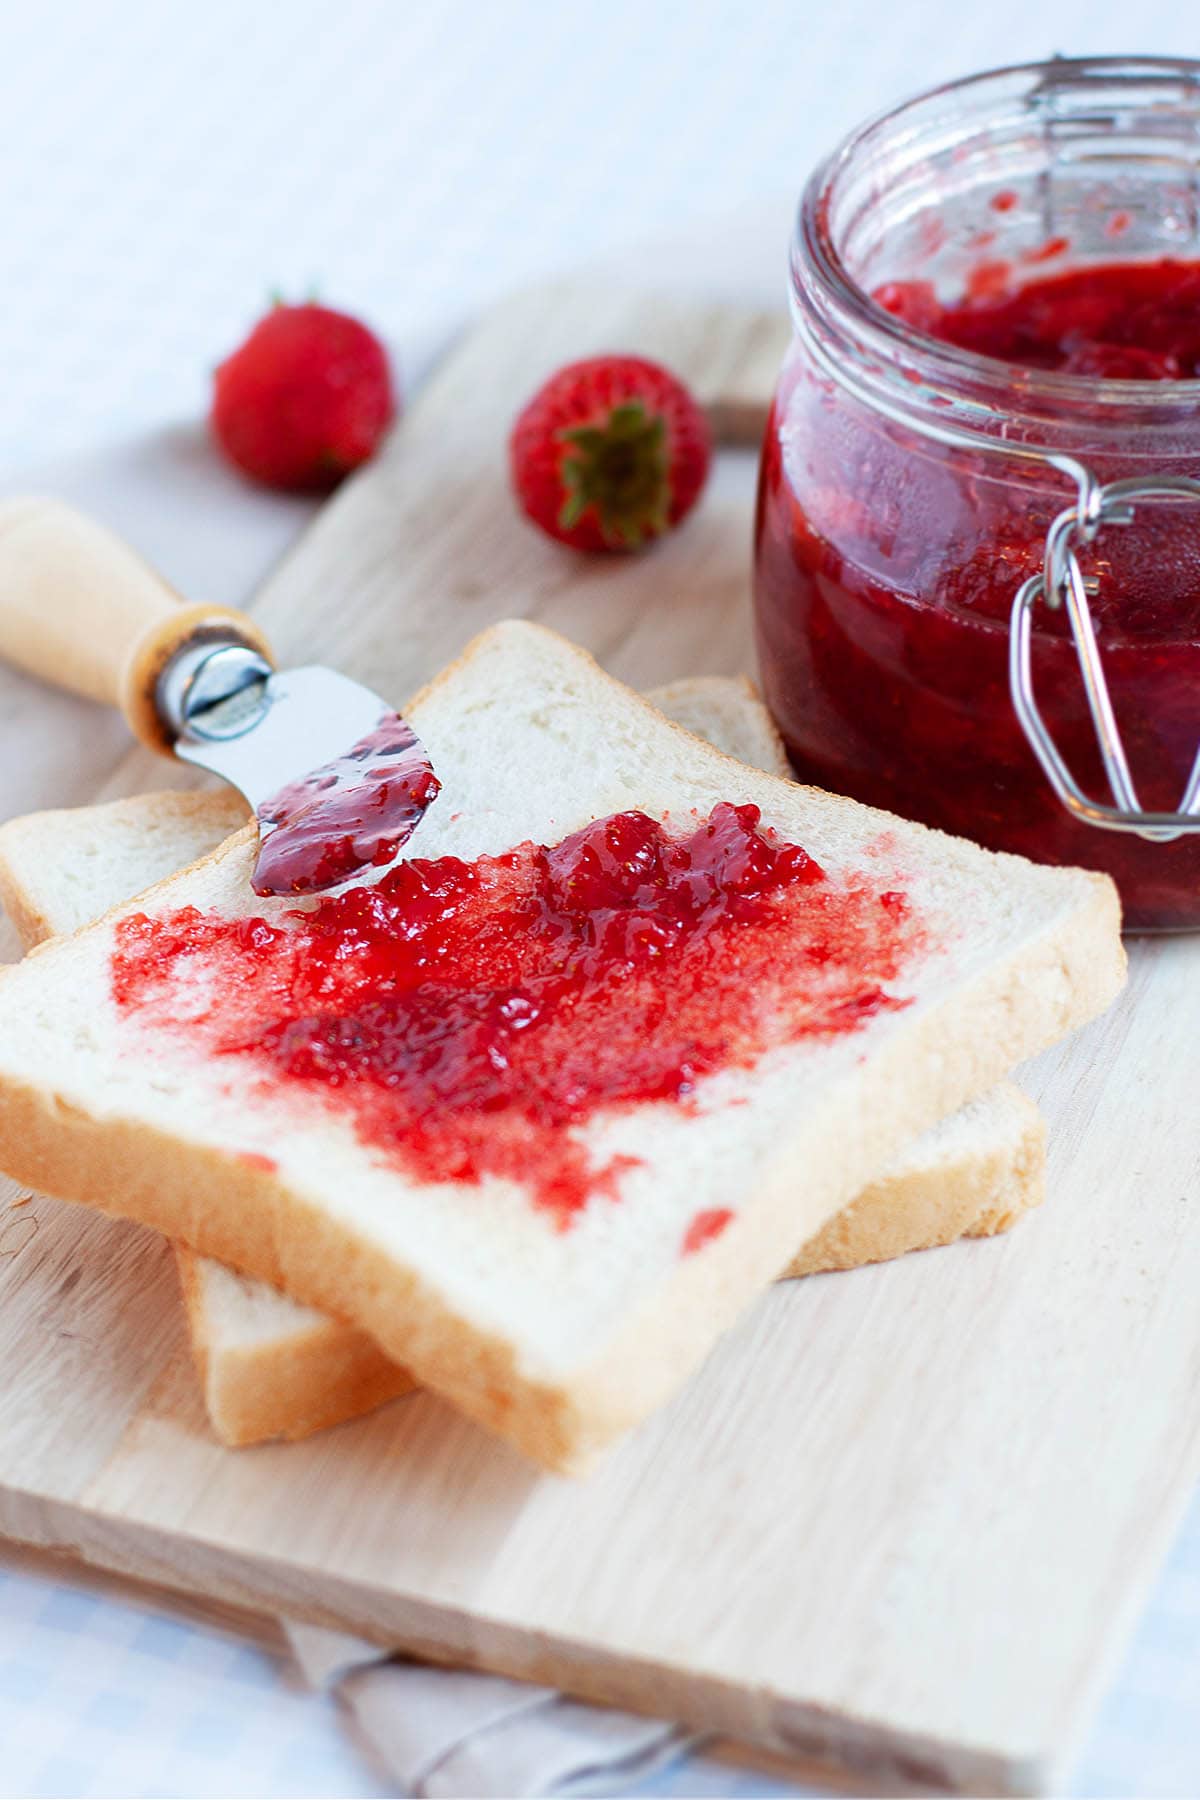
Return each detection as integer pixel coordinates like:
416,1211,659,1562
284,1621,704,1798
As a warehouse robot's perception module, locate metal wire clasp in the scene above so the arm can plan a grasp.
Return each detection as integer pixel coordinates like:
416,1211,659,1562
1009,474,1200,843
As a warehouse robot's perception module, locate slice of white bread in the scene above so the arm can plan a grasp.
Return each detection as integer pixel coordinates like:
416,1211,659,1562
649,674,790,782
0,678,1045,1446
0,622,1123,1469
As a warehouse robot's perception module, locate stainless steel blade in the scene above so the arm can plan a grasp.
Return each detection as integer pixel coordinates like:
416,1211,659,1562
174,665,390,806
173,664,439,895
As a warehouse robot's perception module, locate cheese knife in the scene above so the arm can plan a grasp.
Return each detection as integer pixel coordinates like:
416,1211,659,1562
0,497,440,895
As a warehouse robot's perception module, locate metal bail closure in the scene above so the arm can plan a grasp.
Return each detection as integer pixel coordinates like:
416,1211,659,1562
1009,473,1200,844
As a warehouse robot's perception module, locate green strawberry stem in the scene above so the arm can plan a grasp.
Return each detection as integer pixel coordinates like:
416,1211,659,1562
558,401,669,549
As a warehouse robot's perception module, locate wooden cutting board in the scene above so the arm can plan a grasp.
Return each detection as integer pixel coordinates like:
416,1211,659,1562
0,284,1198,1798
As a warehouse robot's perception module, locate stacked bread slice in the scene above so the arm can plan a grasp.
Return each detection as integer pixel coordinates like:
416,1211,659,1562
0,672,1044,1447
0,623,1123,1470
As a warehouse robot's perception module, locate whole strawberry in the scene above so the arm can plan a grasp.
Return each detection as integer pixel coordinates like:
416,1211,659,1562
509,355,711,551
211,301,397,493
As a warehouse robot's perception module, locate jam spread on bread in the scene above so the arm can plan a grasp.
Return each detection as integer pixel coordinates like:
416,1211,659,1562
112,804,921,1226
253,716,441,896
681,1208,734,1255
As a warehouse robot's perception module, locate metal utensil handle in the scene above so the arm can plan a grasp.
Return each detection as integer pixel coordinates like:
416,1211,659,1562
1009,474,1200,845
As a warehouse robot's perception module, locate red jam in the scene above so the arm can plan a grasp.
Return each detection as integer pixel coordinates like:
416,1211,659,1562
875,258,1200,378
682,1208,734,1255
252,715,440,897
111,804,922,1228
756,258,1200,930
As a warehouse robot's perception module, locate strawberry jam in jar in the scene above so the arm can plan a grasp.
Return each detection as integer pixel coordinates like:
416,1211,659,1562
755,58,1200,930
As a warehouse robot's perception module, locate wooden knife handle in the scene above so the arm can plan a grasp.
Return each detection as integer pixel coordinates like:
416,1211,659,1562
0,497,272,754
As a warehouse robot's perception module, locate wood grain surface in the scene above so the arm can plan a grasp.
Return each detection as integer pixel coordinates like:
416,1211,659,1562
0,285,1196,1797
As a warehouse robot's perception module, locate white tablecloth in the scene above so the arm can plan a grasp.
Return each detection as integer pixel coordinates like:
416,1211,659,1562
8,0,1200,481
2,2,1199,1792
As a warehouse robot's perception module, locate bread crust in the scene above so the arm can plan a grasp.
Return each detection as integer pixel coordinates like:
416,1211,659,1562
174,1247,416,1446
787,1089,1045,1276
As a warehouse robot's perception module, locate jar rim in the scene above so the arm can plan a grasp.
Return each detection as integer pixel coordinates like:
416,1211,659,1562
796,53,1200,411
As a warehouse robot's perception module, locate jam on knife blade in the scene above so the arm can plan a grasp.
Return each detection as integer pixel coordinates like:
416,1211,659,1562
251,712,441,896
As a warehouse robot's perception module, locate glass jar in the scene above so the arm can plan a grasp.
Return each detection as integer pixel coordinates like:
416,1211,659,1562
754,57,1200,931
